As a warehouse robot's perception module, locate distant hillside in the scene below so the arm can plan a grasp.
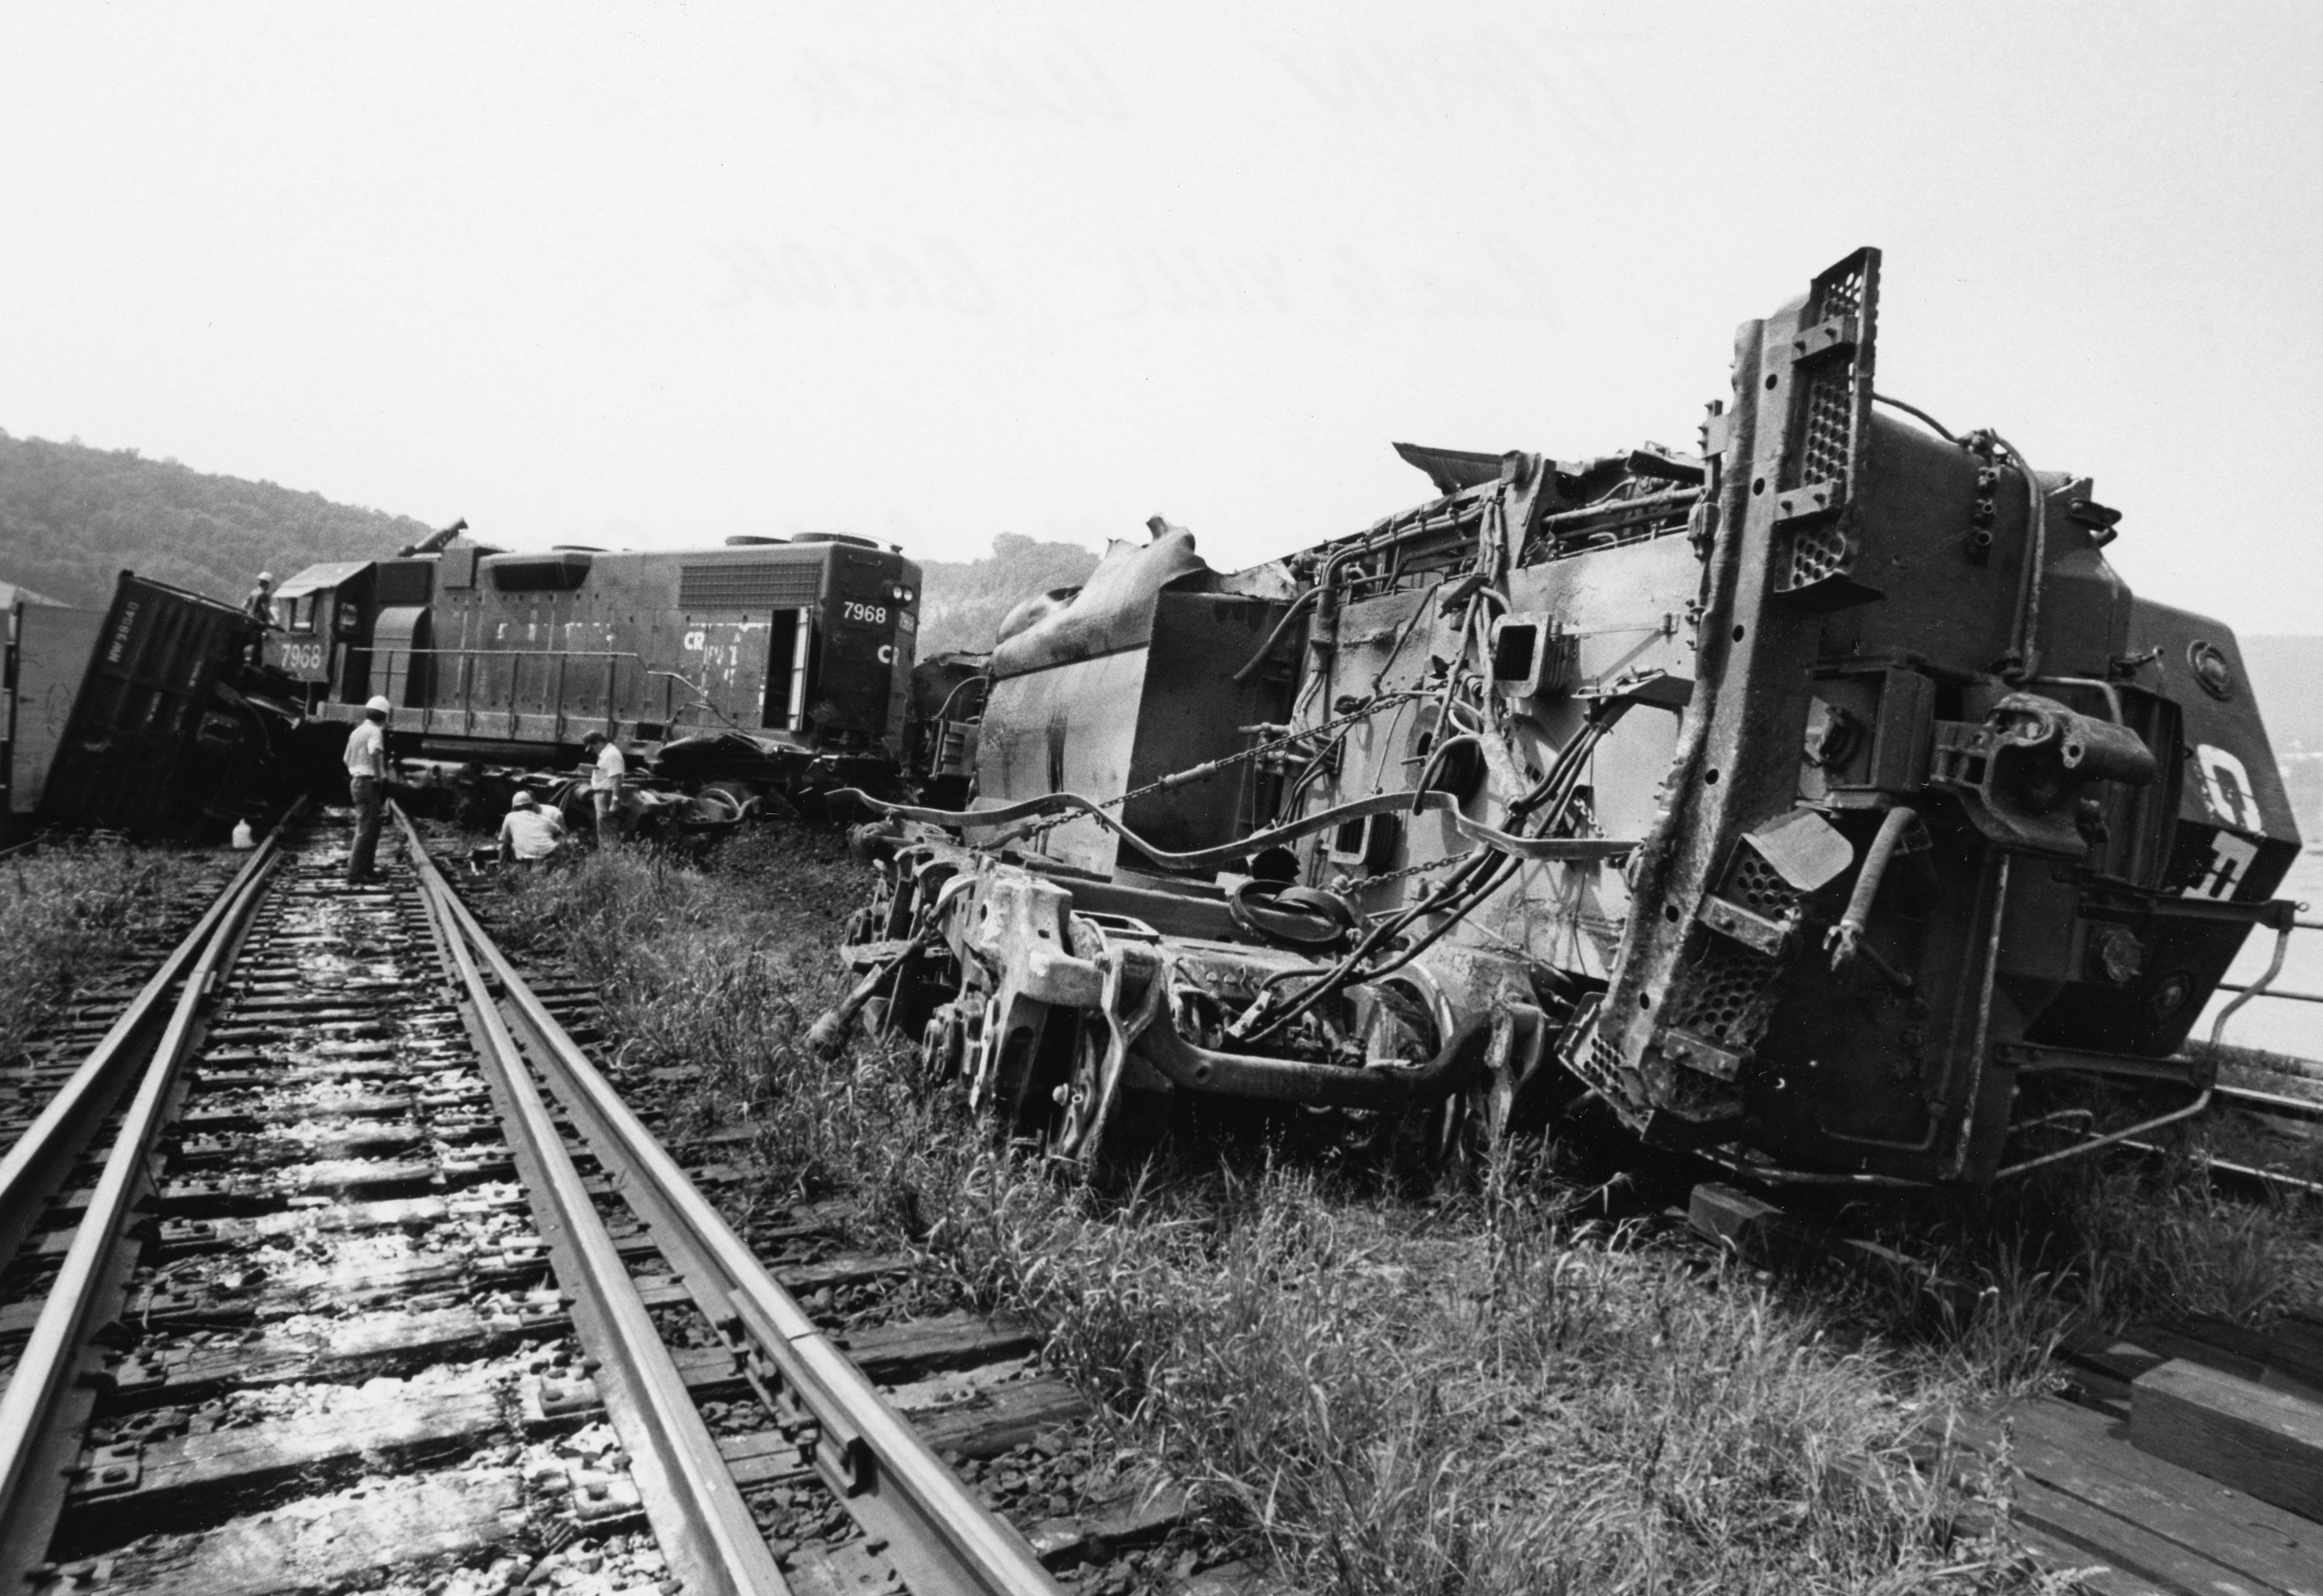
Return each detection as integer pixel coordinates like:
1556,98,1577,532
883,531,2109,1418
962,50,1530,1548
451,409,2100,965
0,431,431,610
915,533,1100,657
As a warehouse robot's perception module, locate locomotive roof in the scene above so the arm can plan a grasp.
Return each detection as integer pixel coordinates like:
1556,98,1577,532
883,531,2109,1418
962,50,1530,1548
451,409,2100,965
273,561,374,598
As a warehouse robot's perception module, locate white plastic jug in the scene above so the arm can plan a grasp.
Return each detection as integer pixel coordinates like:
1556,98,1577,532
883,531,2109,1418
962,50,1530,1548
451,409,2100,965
230,820,256,850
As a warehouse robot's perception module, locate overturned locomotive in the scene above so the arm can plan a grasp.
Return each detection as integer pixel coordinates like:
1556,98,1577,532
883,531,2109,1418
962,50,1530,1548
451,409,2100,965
840,248,2300,1187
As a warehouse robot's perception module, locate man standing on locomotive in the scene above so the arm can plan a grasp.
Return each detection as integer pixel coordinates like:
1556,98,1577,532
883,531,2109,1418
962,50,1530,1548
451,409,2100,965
245,571,277,624
344,695,392,883
583,730,625,847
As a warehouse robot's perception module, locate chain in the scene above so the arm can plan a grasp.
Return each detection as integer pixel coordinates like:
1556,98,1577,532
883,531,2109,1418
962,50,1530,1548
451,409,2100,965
1012,690,1424,841
1332,847,1480,893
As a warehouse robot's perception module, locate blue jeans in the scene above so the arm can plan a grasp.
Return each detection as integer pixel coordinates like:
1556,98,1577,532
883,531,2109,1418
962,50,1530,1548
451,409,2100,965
348,777,384,880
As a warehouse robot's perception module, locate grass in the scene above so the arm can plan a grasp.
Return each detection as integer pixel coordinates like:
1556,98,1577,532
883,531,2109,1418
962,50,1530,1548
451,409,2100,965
473,829,2122,1593
922,1157,2064,1594
1829,1117,2323,1406
0,836,213,1064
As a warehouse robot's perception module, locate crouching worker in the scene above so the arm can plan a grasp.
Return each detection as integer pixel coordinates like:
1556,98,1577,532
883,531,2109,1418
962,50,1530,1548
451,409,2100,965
497,791,568,867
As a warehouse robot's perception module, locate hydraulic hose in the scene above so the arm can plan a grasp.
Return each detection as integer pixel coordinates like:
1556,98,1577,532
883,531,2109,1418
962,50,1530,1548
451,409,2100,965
1827,805,1916,973
1230,587,1322,684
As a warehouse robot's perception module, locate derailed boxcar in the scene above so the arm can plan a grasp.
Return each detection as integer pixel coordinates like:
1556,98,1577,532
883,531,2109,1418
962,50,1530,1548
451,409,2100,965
840,248,2300,1187
22,574,301,838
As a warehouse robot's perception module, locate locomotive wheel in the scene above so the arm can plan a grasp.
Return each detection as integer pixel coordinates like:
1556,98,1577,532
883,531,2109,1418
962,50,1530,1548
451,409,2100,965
919,1001,971,1085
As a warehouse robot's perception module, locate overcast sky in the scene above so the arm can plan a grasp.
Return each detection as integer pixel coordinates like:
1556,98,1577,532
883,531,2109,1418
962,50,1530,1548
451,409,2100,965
3,2,2319,631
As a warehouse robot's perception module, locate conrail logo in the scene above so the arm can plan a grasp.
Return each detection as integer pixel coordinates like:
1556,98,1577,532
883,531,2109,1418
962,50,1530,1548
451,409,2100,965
2184,742,2266,902
2194,744,2264,833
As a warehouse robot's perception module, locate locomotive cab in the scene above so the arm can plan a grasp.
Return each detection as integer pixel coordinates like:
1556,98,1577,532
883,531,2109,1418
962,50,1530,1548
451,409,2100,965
265,561,376,710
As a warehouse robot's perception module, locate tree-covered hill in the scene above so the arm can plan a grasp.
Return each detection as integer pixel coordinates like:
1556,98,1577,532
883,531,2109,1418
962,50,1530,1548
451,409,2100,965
0,431,431,609
914,532,1100,657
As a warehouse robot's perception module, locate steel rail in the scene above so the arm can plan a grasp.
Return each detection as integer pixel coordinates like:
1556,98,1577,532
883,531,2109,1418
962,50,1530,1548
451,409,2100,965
2213,1082,2323,1124
399,808,791,1596
394,809,1061,1596
2215,981,2323,1005
0,805,299,1267
2121,1138,2323,1198
0,831,285,1594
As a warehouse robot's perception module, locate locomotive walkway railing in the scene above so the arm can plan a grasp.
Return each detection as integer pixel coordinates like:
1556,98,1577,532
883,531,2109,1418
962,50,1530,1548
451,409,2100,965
2207,910,2323,1052
339,645,761,744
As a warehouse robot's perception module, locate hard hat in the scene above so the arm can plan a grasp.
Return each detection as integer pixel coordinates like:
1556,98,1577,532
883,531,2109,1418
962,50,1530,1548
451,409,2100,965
365,695,393,715
256,571,274,585
510,791,537,809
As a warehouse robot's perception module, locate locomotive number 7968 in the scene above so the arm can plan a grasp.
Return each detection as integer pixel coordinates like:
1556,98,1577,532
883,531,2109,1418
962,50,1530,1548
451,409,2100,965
841,601,890,626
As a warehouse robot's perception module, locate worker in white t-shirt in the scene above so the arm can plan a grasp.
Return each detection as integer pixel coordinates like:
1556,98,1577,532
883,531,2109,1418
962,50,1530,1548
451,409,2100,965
343,696,392,883
497,791,568,865
582,731,626,847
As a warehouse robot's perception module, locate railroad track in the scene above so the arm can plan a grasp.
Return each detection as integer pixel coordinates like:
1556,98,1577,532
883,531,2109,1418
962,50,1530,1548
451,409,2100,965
0,808,1208,1596
9,808,2307,1596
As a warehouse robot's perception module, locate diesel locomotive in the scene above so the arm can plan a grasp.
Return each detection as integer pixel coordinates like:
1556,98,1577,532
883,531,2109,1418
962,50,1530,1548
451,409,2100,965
840,248,2302,1188
268,527,924,800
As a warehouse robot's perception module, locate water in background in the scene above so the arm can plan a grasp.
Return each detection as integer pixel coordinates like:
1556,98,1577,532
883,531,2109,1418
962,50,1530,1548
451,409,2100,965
2195,847,2323,1061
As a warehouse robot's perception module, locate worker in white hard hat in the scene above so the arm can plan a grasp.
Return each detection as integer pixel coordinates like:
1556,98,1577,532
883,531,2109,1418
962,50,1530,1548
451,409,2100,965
497,789,568,865
581,730,626,848
344,695,393,883
245,571,278,625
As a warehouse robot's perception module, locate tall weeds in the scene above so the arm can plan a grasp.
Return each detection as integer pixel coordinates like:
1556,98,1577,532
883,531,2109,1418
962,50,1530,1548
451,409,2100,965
1851,1153,2316,1401
492,850,892,1199
0,839,206,1062
910,1156,2051,1594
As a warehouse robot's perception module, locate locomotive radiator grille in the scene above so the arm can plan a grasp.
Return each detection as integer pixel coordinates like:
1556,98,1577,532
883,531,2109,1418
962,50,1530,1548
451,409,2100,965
678,561,824,611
